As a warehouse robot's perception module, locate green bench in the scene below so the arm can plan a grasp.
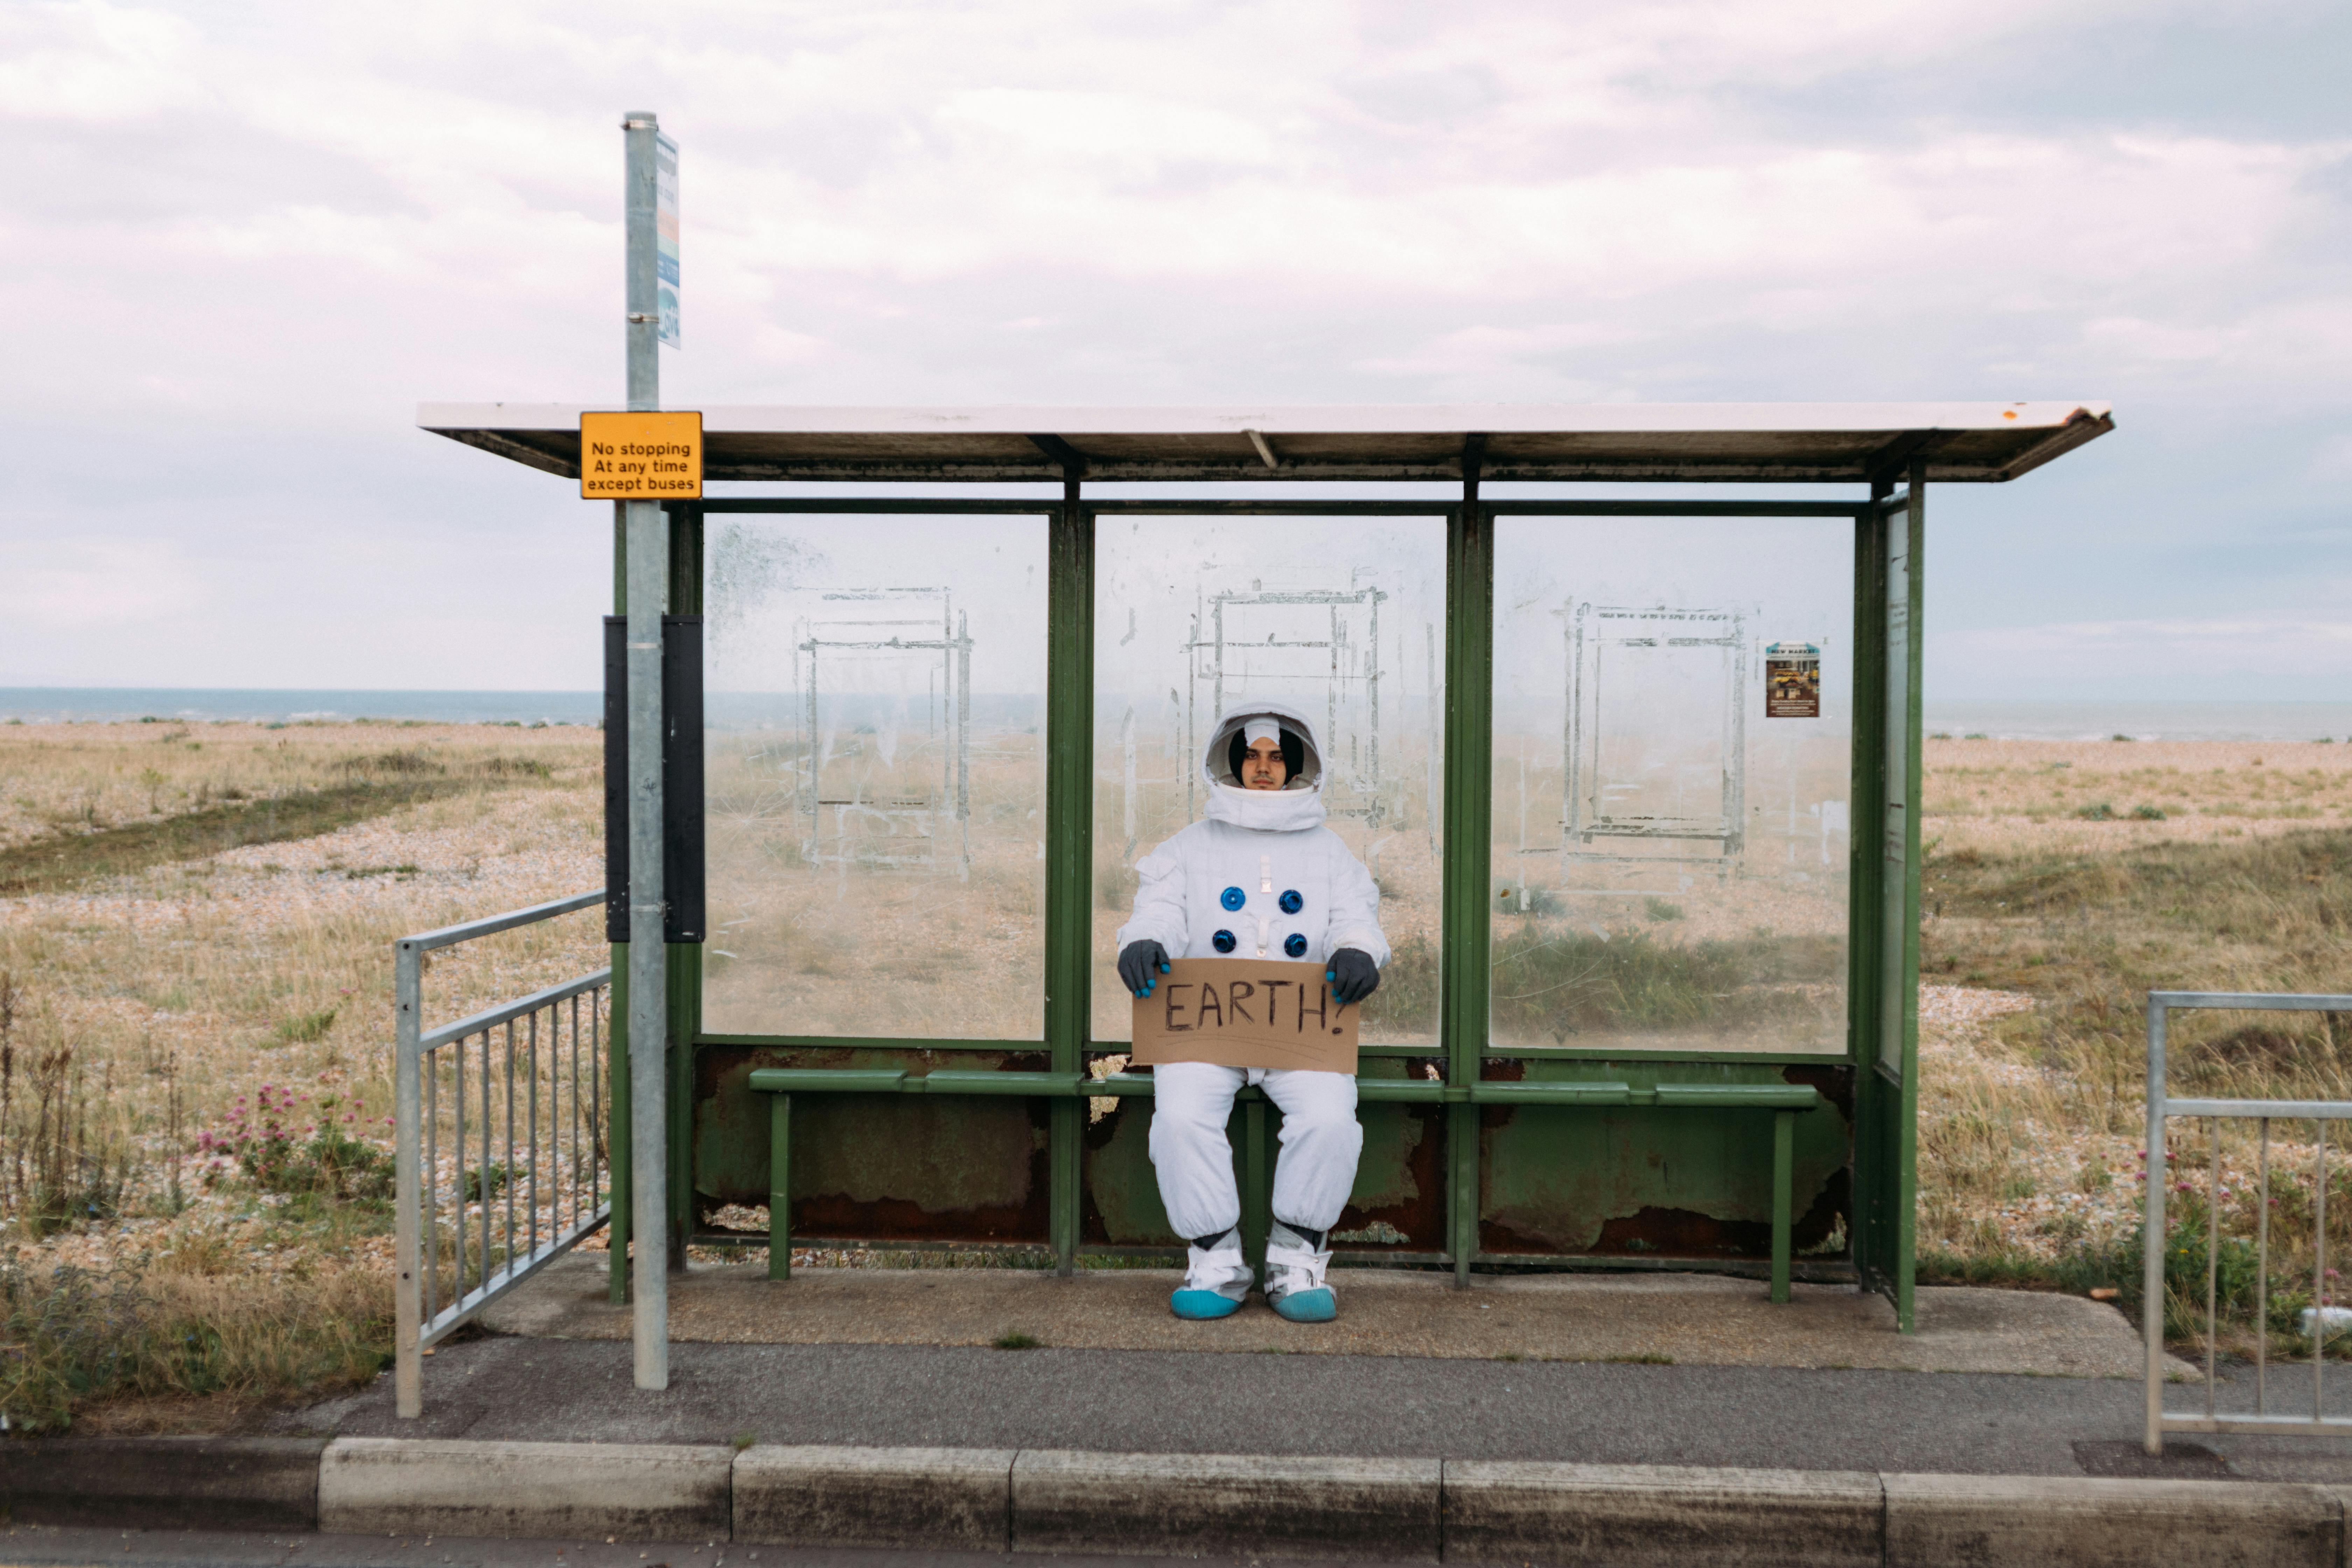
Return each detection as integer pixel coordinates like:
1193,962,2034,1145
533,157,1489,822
746,1067,1820,1301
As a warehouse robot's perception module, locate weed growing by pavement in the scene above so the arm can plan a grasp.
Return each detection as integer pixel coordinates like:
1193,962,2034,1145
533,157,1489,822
0,1002,135,1240
0,1250,391,1432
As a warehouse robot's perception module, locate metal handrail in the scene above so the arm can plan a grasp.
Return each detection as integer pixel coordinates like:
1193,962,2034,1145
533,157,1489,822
421,967,617,1053
394,890,611,1420
398,889,606,954
2145,989,2352,1453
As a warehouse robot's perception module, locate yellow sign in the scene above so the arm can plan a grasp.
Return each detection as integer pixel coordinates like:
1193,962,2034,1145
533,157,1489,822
580,411,702,500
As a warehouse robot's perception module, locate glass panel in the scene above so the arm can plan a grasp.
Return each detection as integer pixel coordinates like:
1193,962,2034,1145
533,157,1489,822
1491,516,1851,1055
1092,514,1447,1046
702,514,1048,1037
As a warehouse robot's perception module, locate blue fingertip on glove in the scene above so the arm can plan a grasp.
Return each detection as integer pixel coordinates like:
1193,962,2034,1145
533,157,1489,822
1120,939,1171,998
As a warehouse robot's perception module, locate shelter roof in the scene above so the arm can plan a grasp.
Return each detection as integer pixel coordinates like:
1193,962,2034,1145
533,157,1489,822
416,401,2113,485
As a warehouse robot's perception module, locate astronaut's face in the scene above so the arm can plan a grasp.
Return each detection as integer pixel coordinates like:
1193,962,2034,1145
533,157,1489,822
1241,735,1289,790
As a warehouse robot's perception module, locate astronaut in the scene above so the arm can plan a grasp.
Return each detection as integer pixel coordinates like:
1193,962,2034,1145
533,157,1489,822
1115,700,1387,1323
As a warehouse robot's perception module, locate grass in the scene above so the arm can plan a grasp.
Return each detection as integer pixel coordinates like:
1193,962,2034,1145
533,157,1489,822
1487,924,1839,1045
1916,761,2352,1348
0,1251,392,1433
1924,828,2352,1105
0,721,603,1137
0,780,469,895
0,745,573,897
0,721,604,1431
0,722,575,849
273,1009,338,1045
991,1331,1043,1350
1368,912,1844,1050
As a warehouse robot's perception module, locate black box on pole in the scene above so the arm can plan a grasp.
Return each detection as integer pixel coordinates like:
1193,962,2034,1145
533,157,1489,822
603,614,705,944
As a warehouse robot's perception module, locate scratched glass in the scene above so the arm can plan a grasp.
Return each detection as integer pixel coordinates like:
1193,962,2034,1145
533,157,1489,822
701,515,1049,1038
1092,514,1448,1048
1490,517,1853,1055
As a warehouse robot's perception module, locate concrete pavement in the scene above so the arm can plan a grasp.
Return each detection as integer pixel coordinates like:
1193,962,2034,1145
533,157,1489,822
292,1334,2352,1482
476,1256,2164,1377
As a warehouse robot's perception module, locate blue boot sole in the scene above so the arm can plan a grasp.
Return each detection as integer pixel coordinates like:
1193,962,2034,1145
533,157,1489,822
1171,1288,1244,1321
1270,1287,1336,1323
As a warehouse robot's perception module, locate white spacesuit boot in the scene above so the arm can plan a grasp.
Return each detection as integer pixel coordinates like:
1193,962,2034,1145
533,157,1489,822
1171,1225,1252,1321
1264,1219,1337,1322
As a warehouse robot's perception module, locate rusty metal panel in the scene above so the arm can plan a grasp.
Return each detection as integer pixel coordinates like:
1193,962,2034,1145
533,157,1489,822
1332,1100,1447,1253
1333,1058,1449,1253
1478,1060,1851,1260
694,1046,1051,1243
1079,1096,1173,1245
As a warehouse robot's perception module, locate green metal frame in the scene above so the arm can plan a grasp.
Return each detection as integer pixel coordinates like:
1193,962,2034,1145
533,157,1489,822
1846,471,1925,1327
1442,463,1494,1286
606,502,710,1294
608,485,1921,1325
1045,480,1093,1274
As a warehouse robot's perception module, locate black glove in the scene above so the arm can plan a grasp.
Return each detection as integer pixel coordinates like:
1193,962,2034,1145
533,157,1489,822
1119,939,1170,998
1327,947,1380,1007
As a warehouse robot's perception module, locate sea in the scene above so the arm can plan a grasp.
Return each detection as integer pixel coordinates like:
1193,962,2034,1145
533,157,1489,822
3,690,2351,742
0,688,602,727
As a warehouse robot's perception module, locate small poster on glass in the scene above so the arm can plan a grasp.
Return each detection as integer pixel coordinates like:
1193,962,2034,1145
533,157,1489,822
1765,641,1822,719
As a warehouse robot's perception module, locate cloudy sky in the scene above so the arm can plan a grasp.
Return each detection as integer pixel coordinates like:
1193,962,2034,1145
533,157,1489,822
5,0,2347,700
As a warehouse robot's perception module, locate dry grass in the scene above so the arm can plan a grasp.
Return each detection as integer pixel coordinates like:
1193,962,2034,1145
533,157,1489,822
1923,735,2352,857
0,721,604,1428
0,718,583,849
0,1251,391,1433
1915,738,2352,1350
0,724,605,1174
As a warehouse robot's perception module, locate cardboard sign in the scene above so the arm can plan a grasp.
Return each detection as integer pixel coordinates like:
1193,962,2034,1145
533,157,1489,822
580,410,702,500
1129,958,1359,1073
1764,641,1821,719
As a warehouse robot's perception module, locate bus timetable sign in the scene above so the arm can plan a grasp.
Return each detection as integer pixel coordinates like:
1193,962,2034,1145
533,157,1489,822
580,410,702,500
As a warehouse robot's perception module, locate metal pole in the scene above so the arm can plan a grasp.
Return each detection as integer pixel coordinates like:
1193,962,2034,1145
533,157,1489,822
622,107,669,1392
2258,1119,2271,1412
2143,997,2167,1454
393,938,422,1419
1884,466,1925,1332
1847,488,1889,1295
2316,1122,2328,1423
2206,1118,2220,1418
609,503,631,1309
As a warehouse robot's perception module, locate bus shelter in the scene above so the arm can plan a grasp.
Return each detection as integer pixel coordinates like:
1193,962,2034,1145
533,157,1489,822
414,400,2112,1371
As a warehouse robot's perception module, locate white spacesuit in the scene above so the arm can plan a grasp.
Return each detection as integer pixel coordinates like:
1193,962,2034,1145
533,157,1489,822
1115,699,1389,1322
